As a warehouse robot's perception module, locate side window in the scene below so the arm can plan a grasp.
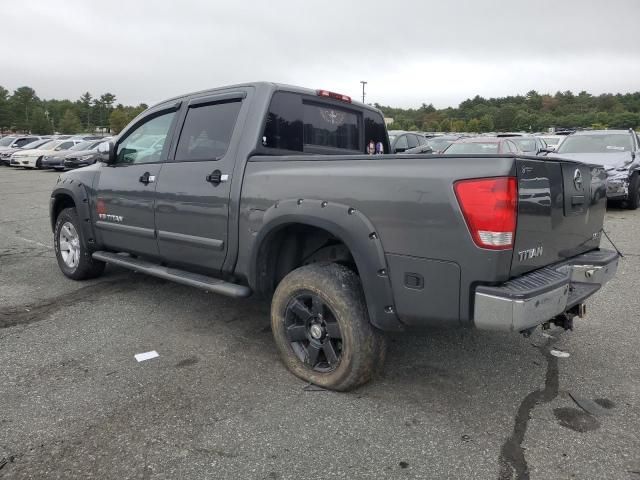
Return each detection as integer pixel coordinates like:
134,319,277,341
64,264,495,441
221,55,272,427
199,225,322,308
116,111,176,164
175,100,242,162
417,135,427,146
14,138,32,147
394,135,409,152
407,134,419,149
263,92,303,152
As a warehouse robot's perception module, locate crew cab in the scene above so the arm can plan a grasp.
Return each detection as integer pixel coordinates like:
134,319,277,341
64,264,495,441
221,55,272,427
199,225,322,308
49,82,618,390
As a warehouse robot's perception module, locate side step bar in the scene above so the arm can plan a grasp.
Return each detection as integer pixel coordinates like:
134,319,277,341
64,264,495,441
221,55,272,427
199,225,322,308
92,251,252,298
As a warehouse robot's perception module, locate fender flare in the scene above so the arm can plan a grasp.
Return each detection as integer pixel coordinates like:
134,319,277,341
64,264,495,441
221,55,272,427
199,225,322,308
249,198,403,331
50,177,95,246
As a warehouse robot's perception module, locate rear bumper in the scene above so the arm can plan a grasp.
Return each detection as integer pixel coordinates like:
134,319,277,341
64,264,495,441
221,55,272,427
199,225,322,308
473,249,618,332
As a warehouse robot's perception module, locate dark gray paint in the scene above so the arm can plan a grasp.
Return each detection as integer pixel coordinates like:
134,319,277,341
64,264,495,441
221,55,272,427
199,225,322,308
49,82,611,332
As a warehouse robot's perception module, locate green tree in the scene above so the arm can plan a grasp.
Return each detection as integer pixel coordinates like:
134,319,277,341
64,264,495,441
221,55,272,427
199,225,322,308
478,114,494,132
10,86,39,132
30,107,53,134
438,118,451,132
451,119,467,132
467,118,481,132
58,109,83,134
79,92,93,128
109,108,130,134
0,85,10,131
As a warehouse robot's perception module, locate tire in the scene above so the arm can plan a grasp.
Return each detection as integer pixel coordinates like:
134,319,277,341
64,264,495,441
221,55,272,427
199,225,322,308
35,157,42,169
271,263,386,391
626,172,640,210
54,207,105,280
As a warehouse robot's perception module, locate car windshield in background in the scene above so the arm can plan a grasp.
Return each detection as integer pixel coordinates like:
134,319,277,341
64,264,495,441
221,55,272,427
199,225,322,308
0,137,16,146
388,135,396,141
557,134,632,154
69,141,95,151
36,140,60,150
541,137,561,146
427,138,455,151
445,142,499,154
511,138,537,152
24,139,49,149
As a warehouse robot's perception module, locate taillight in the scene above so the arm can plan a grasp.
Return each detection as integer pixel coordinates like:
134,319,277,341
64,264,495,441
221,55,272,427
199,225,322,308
454,177,518,250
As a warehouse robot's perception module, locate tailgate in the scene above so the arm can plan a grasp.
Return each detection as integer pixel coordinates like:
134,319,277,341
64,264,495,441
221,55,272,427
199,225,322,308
510,157,607,277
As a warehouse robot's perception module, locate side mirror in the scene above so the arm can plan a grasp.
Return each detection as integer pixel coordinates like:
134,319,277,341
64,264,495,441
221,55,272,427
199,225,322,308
97,141,115,164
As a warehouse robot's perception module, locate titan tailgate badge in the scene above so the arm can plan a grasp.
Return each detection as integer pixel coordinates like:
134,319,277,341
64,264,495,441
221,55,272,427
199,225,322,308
96,198,123,223
518,246,544,262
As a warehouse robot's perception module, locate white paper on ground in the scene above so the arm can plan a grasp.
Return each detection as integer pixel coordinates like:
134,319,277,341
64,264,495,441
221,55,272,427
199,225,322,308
135,351,159,362
550,349,570,358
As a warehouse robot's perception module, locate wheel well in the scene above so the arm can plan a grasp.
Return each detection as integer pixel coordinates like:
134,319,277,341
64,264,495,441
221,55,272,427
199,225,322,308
51,194,76,229
254,224,357,296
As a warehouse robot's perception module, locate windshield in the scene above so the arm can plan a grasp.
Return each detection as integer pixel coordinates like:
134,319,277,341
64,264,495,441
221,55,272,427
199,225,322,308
540,136,560,146
388,135,396,141
444,142,499,154
70,141,94,151
510,138,537,152
23,139,49,149
427,138,455,151
0,136,16,146
37,140,60,150
557,134,632,154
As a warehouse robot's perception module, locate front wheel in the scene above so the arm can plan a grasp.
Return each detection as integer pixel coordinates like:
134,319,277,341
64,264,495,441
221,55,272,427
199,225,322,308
54,207,105,280
626,172,639,210
271,263,386,391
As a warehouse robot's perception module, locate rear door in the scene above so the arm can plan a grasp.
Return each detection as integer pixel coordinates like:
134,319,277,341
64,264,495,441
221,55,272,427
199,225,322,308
511,158,607,276
154,90,247,274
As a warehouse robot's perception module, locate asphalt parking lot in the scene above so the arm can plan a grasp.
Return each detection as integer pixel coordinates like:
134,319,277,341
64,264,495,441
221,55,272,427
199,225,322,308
1,167,639,480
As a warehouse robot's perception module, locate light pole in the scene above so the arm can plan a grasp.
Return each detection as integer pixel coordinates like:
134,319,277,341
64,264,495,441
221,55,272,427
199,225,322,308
360,81,367,104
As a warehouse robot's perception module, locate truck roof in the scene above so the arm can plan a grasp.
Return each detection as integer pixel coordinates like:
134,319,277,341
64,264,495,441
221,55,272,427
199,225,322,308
149,81,383,115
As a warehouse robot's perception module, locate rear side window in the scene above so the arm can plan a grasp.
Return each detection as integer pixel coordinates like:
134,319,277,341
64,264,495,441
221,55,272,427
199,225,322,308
364,110,390,154
175,101,241,161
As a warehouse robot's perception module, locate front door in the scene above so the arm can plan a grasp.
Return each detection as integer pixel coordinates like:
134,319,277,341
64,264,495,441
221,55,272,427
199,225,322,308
94,108,178,257
154,92,245,274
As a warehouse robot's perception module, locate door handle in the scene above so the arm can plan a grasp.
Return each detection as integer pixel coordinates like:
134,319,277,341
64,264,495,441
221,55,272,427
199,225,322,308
206,169,229,185
139,172,155,185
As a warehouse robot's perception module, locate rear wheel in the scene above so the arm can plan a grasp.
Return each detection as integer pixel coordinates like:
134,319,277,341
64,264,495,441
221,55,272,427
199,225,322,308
271,263,386,391
626,172,639,210
54,207,105,280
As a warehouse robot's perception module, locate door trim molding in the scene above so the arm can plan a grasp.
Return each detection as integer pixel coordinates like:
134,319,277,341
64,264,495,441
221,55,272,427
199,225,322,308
95,221,156,238
157,230,224,250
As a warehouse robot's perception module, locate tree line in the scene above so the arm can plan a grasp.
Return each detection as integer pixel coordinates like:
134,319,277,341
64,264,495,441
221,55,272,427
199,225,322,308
2,85,639,136
0,86,148,135
378,90,640,132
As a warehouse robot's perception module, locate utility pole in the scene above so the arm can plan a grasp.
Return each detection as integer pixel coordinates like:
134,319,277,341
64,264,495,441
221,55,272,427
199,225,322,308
360,81,367,104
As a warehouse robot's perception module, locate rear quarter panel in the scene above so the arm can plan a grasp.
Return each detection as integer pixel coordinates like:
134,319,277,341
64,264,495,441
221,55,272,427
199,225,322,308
237,154,518,327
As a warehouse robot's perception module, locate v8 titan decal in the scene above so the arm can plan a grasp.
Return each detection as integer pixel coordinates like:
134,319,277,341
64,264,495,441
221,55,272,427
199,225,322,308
96,198,124,223
518,246,544,262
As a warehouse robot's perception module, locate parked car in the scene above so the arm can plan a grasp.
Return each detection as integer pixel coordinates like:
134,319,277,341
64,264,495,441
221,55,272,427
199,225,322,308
1,138,50,166
42,139,108,170
0,135,45,157
10,139,83,169
388,130,428,153
497,133,549,155
538,135,565,151
554,129,640,209
426,135,462,153
443,136,522,154
50,82,617,390
63,138,113,170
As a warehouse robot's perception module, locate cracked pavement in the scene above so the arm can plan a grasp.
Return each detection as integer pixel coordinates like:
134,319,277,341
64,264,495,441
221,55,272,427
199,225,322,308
1,167,639,479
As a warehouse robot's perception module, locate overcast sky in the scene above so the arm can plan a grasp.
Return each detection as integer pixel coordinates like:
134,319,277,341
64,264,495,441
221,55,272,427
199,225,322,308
3,0,639,109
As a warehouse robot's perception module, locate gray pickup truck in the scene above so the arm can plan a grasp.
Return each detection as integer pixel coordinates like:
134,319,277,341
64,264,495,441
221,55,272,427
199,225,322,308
50,82,619,390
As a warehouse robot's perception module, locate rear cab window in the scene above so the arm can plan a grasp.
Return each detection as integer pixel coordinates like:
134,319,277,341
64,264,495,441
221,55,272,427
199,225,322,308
261,91,389,155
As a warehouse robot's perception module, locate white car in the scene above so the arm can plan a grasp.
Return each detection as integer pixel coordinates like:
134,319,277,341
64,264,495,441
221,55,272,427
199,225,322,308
9,139,83,169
